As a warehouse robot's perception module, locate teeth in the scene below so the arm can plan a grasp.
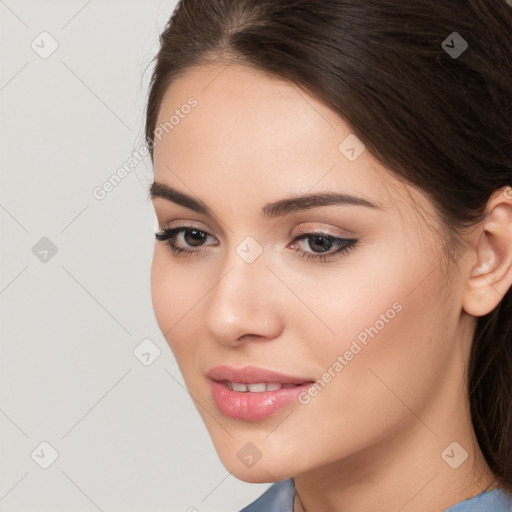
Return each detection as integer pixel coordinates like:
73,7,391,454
225,381,301,392
247,383,267,392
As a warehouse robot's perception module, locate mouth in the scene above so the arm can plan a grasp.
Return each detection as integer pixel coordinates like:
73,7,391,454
206,364,314,387
217,381,304,392
206,365,316,421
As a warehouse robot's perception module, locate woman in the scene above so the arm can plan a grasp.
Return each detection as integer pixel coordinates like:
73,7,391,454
144,1,512,510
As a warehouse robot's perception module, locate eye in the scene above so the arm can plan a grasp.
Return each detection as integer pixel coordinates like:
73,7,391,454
289,232,358,262
154,226,358,262
154,226,217,257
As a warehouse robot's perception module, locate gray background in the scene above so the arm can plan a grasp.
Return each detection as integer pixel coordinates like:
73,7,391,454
0,1,271,510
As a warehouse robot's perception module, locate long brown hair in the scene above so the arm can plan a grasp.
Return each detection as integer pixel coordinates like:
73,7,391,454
144,0,512,490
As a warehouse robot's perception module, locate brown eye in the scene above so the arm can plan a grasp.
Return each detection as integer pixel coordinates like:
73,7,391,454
290,232,358,262
304,234,334,253
154,226,217,256
183,229,208,247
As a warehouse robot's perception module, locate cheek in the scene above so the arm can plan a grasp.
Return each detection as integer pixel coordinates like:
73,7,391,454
150,249,204,355
150,250,175,335
300,267,450,448
316,238,445,361
285,243,411,363
293,243,450,418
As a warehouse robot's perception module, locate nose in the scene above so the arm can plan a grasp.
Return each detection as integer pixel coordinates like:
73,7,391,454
203,244,284,346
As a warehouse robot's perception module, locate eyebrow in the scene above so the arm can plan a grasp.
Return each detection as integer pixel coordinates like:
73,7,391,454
148,181,383,219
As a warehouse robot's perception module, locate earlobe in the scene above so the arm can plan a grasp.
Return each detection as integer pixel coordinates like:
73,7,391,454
462,187,512,317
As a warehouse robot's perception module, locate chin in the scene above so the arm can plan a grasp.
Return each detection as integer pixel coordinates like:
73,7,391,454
227,465,291,484
216,450,298,483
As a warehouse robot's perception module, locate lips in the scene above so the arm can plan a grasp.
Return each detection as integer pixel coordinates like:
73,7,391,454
207,365,314,385
207,365,316,421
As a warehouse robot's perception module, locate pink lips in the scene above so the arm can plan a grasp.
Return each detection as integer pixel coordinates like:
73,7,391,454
207,365,315,421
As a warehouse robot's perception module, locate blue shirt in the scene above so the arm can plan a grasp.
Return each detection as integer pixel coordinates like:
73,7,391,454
239,478,512,512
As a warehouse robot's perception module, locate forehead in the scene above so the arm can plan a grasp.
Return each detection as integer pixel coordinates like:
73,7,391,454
152,63,435,225
154,62,342,164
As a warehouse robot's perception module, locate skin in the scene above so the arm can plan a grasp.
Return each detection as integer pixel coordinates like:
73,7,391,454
149,62,512,512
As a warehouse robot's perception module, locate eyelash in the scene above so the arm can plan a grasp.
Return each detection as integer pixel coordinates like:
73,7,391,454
154,226,358,262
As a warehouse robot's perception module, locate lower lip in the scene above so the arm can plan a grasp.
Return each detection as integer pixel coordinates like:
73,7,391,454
210,380,314,421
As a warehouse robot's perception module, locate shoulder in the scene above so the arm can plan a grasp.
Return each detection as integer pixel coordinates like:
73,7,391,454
238,482,512,512
443,487,512,512
238,478,295,512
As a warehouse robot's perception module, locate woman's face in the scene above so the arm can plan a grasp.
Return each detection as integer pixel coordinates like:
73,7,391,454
150,62,470,482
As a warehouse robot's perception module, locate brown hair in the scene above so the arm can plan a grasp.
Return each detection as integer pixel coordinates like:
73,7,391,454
144,0,512,490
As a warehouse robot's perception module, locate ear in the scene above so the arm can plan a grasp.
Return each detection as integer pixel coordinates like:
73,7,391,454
462,187,512,317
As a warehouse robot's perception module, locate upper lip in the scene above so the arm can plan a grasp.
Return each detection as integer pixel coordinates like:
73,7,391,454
207,365,314,384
